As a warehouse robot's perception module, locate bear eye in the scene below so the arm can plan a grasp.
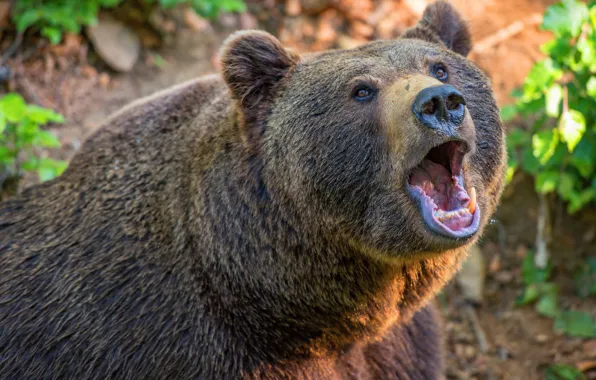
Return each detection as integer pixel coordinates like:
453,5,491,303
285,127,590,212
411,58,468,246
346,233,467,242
431,64,448,82
353,86,375,102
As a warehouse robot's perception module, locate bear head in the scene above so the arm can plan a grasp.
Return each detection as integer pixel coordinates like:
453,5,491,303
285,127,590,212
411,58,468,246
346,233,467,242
219,0,506,262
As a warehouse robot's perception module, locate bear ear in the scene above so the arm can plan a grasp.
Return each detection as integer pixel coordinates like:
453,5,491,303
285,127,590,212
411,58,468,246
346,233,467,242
402,1,472,57
220,30,299,111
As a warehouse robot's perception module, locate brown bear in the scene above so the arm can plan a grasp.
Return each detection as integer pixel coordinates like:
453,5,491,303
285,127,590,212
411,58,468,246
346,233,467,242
0,1,506,379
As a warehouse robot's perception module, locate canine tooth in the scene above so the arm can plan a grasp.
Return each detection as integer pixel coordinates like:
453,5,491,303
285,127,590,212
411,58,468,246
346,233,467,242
467,187,477,214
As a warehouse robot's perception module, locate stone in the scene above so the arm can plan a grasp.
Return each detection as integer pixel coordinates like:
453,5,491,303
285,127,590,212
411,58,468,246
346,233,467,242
87,16,140,72
456,245,486,303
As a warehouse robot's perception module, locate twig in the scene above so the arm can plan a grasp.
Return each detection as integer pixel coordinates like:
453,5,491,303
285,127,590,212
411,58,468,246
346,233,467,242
472,14,543,54
0,31,23,65
535,193,551,269
15,70,42,106
464,303,489,353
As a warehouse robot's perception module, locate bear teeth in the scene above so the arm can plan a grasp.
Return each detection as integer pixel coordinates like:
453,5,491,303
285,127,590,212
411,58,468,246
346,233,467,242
434,207,471,222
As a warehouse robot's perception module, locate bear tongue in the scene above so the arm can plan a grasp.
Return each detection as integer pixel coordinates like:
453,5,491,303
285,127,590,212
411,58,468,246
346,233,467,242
409,159,452,209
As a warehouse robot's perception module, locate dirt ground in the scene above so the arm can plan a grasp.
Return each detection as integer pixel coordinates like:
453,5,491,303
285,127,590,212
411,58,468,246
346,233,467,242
2,0,595,379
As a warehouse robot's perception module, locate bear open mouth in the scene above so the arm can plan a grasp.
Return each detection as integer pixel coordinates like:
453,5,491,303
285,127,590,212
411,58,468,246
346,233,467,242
407,141,480,239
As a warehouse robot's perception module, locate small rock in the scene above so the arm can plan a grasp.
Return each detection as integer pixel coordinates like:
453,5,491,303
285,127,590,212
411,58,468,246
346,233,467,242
0,65,11,83
299,17,316,38
377,17,399,39
162,20,177,34
535,334,549,343
455,344,465,358
456,245,486,304
80,65,98,79
300,0,330,14
218,13,238,28
494,270,513,284
318,21,337,43
515,244,528,259
583,340,596,357
87,16,140,72
337,35,365,50
464,345,477,360
98,73,111,89
367,1,394,25
286,0,302,16
138,30,161,49
488,254,501,273
561,338,583,354
497,346,512,360
184,8,211,31
239,13,258,30
351,20,374,39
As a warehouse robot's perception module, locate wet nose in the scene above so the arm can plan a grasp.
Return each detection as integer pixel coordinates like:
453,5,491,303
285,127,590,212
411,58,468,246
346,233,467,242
412,85,466,131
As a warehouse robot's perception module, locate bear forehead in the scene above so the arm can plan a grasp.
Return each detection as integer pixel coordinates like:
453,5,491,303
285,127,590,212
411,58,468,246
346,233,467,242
297,39,463,75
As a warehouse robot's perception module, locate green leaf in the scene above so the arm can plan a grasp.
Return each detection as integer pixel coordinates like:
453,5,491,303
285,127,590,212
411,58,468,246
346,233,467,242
535,286,560,318
0,94,27,123
577,33,596,66
0,146,13,161
0,114,5,134
559,110,586,152
16,9,41,31
546,84,563,117
516,284,541,305
568,188,596,213
500,104,517,122
521,251,551,285
522,59,563,101
542,0,589,37
536,171,559,193
36,130,61,148
544,364,586,380
41,26,63,45
505,165,516,184
533,129,559,164
587,77,596,98
21,157,39,171
37,158,68,182
541,38,573,62
554,310,596,338
508,128,531,148
557,171,576,199
521,145,541,174
571,137,595,178
26,105,65,124
219,0,247,12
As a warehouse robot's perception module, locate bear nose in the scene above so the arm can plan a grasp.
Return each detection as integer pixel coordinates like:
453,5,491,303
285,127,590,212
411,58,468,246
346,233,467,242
412,85,466,132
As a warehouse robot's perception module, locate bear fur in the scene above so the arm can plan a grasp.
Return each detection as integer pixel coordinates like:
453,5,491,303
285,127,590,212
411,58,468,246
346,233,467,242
0,1,506,379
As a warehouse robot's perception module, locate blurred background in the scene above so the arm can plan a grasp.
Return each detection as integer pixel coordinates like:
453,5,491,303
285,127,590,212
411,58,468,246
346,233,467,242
0,0,594,379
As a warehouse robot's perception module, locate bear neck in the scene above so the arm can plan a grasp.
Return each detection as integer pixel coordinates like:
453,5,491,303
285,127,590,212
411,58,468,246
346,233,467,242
186,134,459,366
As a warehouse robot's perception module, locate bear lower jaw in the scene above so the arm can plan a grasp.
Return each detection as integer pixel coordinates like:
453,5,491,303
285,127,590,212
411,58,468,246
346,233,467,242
407,140,480,239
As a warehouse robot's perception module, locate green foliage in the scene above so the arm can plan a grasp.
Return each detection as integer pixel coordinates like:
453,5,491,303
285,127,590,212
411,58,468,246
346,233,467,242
151,0,246,19
12,0,123,44
11,0,246,45
575,257,596,298
505,0,596,214
517,251,596,338
544,364,586,380
0,93,68,183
